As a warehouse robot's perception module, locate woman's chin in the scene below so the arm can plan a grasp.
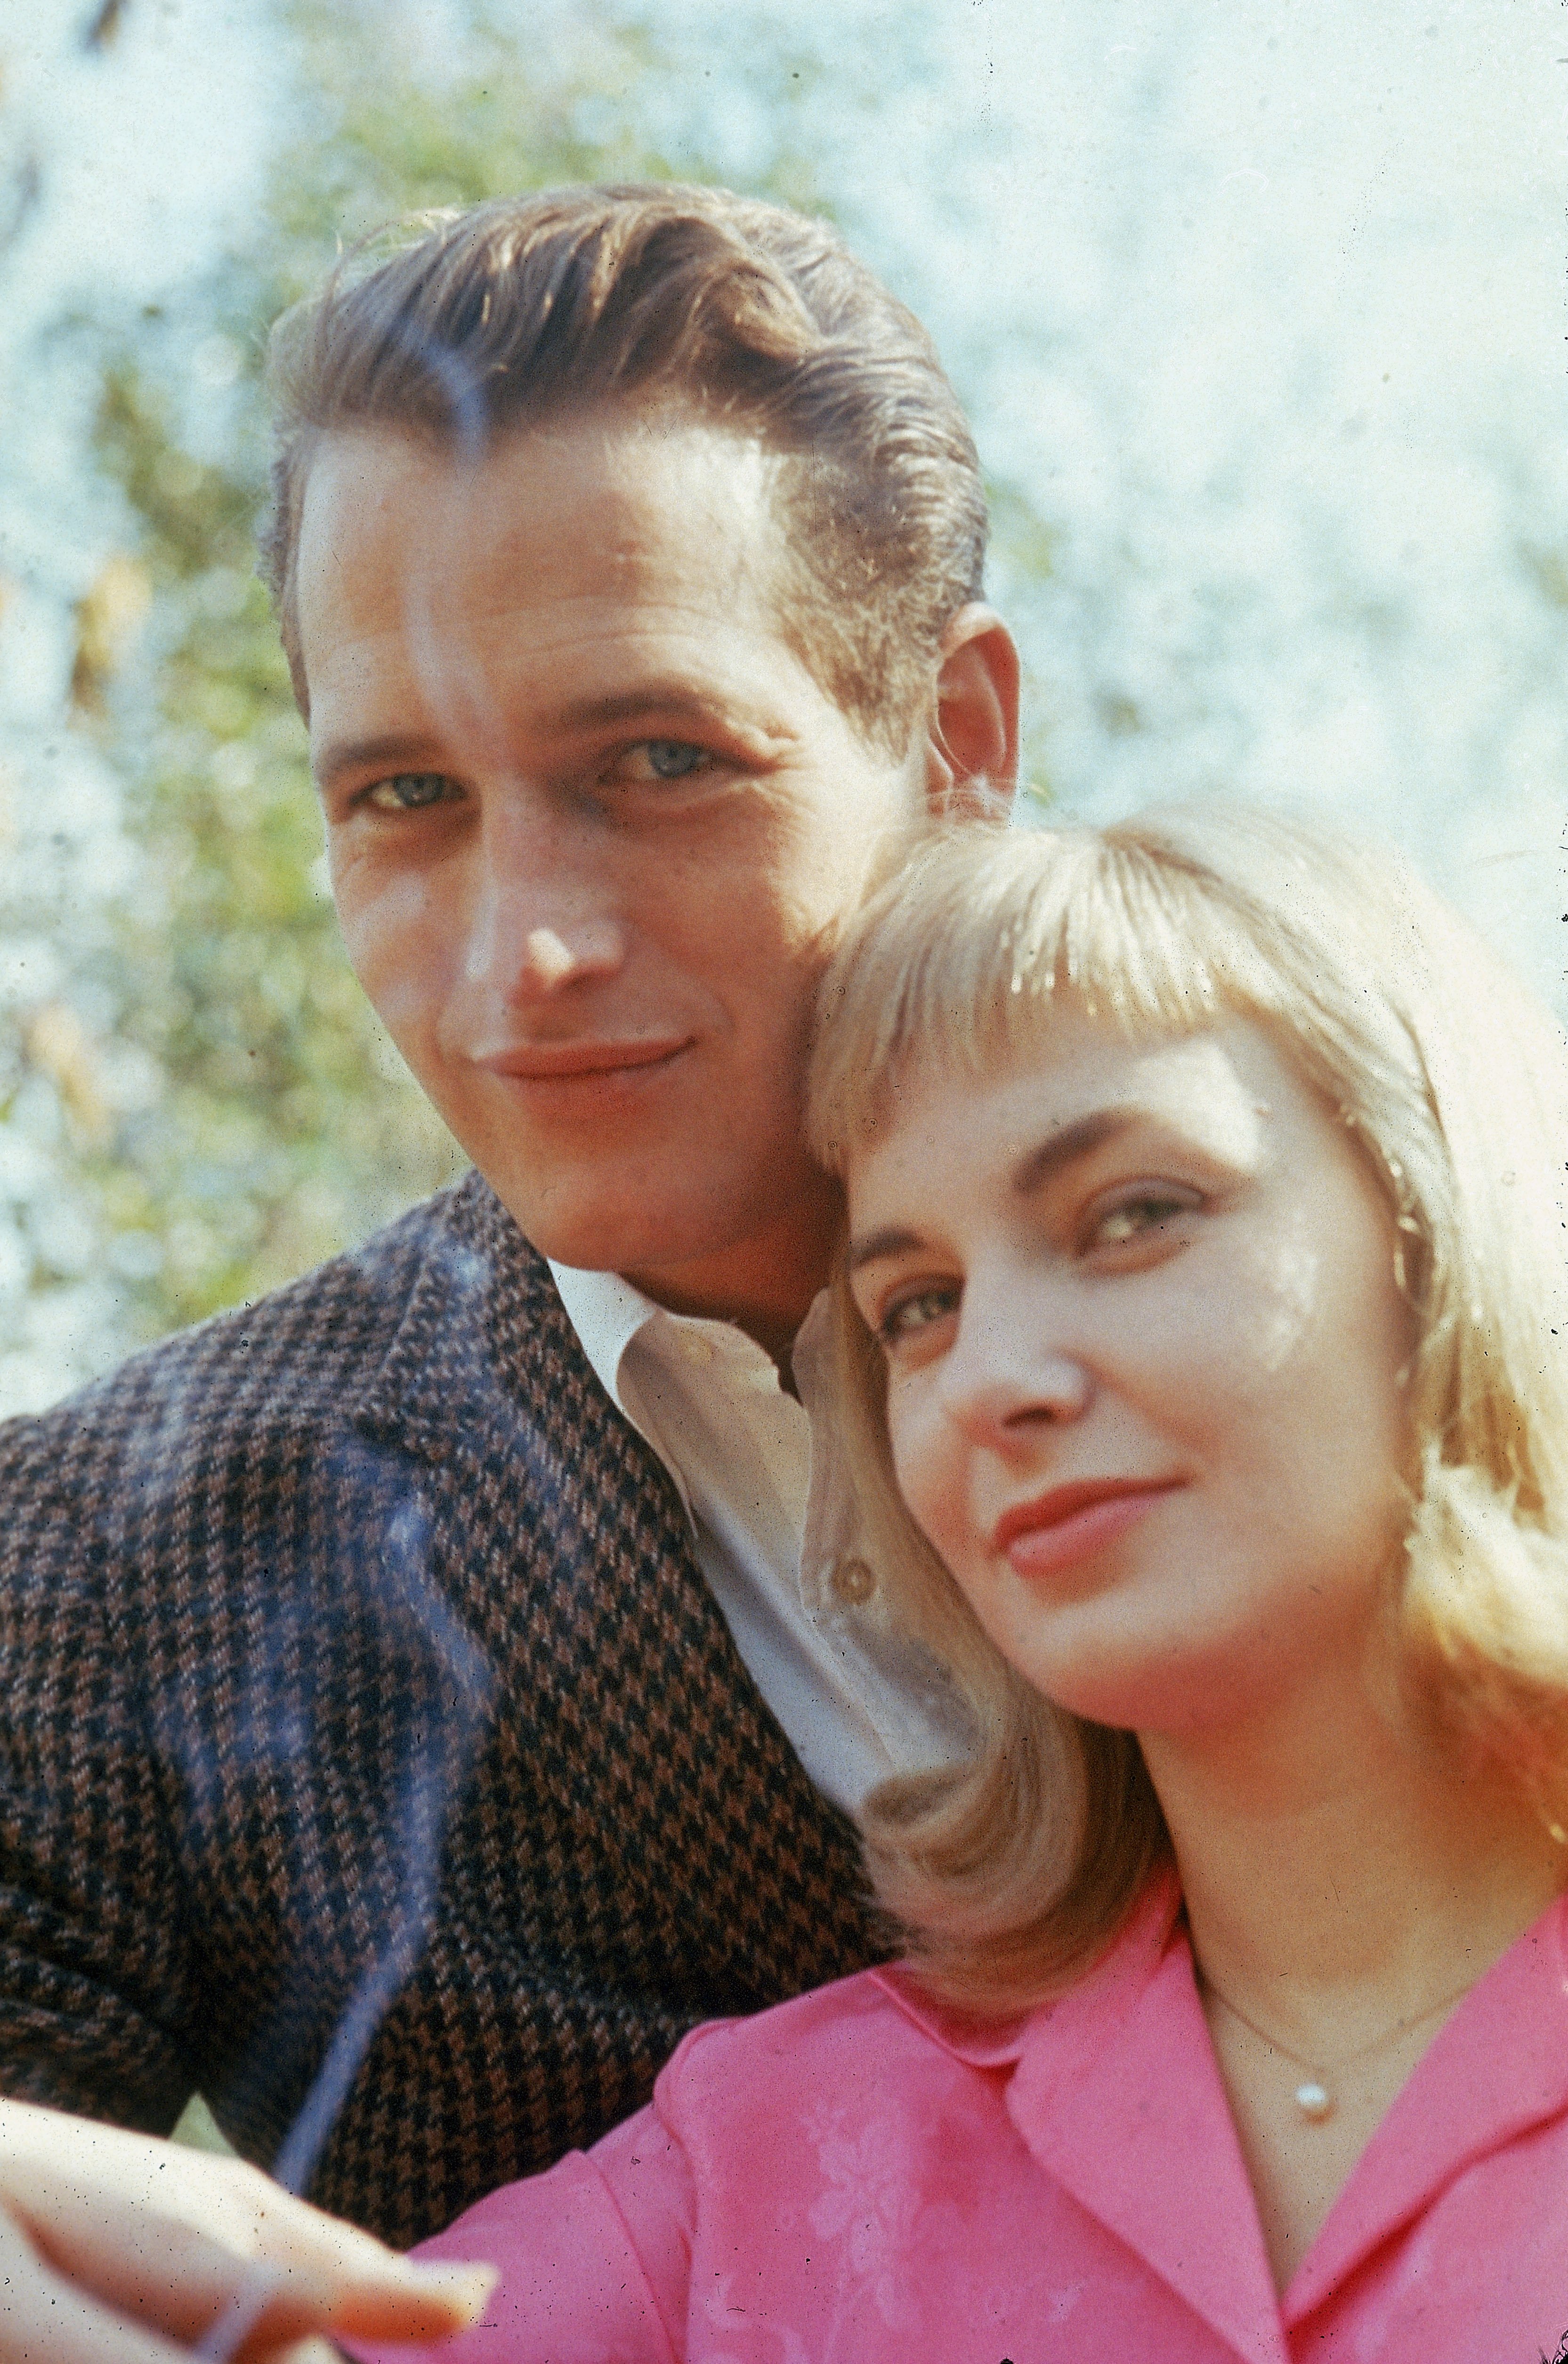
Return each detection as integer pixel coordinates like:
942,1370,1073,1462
1023,1629,1277,1740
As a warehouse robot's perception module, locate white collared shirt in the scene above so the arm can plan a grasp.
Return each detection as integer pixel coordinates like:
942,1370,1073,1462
548,1261,973,1818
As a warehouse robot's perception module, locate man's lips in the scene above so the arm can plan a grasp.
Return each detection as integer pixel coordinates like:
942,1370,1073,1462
474,1035,694,1082
991,1478,1184,1579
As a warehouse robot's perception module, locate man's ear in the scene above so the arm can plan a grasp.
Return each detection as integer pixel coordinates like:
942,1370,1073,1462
922,604,1021,820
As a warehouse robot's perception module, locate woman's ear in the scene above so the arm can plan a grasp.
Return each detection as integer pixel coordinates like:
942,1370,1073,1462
922,605,1021,819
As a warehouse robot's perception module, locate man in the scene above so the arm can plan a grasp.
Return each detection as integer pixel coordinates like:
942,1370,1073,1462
0,183,1018,2352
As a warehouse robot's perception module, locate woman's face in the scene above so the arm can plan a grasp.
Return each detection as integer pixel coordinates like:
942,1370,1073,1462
845,1007,1417,1736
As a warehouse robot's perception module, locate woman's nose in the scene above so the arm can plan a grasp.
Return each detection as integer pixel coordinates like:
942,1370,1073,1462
938,1300,1093,1445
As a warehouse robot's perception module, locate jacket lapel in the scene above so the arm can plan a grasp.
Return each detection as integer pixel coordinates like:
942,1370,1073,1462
338,1173,878,1992
341,1169,703,1693
346,1173,607,1475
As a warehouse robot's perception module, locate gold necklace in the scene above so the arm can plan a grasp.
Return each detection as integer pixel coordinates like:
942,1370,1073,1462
1198,1967,1478,2122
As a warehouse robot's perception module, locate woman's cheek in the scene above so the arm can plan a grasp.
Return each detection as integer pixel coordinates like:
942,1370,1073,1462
888,1384,968,1568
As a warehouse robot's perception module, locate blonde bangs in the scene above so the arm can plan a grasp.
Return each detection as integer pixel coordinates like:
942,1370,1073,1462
811,815,1342,1176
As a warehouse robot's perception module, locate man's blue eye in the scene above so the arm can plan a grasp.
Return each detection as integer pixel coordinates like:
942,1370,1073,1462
644,740,706,779
367,772,452,811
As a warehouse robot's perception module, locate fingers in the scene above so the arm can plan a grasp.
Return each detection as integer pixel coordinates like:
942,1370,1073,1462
315,2266,496,2345
0,2202,205,2364
2,2103,385,2268
220,2258,495,2359
19,2180,490,2350
0,2104,494,2357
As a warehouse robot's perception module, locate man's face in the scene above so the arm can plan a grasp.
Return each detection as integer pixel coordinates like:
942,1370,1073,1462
296,415,937,1318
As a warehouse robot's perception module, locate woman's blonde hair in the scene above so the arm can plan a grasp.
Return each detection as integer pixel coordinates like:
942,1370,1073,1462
808,804,1568,2013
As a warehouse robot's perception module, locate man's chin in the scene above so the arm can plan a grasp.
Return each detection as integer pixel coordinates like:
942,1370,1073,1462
481,1180,728,1280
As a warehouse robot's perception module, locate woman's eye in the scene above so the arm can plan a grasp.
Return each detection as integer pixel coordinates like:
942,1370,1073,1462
1085,1190,1200,1251
363,772,456,812
878,1283,960,1346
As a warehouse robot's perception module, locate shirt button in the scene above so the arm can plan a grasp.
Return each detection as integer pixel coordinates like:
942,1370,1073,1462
831,1554,877,1606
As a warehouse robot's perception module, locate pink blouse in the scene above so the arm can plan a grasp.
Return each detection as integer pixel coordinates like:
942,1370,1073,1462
344,1875,1568,2362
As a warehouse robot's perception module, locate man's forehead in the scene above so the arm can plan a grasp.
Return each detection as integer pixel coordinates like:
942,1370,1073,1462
296,413,788,604
290,419,823,749
291,415,858,777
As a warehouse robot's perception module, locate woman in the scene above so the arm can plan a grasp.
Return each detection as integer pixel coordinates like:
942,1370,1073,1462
348,805,1568,2362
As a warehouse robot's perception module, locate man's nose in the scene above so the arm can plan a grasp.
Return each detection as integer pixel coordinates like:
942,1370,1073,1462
463,801,628,1000
938,1292,1093,1446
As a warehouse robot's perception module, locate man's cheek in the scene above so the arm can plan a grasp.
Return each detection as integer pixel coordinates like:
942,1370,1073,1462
333,867,452,1038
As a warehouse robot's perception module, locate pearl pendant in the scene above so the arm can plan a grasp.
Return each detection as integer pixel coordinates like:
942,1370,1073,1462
1294,2080,1333,2120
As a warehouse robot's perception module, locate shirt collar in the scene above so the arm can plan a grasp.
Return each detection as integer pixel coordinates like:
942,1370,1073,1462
549,1259,832,1412
867,1868,1184,2074
547,1260,662,1414
870,1875,1293,2355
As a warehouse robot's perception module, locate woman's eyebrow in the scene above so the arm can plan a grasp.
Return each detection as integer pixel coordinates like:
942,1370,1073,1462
1010,1108,1140,1198
849,1110,1148,1273
847,1224,925,1275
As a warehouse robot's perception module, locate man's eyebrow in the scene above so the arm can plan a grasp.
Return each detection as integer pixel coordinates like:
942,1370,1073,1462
541,682,739,732
315,731,442,791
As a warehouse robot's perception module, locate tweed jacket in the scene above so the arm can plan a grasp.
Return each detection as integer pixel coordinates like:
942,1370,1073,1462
0,1173,884,2244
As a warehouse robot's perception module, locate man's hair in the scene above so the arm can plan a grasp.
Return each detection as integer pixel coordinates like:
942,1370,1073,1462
808,804,1568,2015
260,183,989,749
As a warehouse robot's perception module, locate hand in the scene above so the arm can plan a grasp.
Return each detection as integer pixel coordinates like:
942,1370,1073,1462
0,2099,494,2362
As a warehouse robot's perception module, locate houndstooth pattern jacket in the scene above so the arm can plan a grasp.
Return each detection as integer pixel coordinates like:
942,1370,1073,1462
0,1172,884,2244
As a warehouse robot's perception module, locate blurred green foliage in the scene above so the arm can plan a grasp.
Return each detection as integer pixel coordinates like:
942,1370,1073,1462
55,0,707,1340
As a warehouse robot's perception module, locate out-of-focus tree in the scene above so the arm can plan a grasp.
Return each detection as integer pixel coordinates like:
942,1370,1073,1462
6,2,695,1357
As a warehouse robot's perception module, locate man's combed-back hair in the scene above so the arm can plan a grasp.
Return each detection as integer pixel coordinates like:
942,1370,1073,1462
809,806,1568,2015
260,183,989,746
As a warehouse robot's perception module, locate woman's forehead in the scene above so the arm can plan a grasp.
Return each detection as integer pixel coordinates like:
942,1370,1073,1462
846,1013,1296,1187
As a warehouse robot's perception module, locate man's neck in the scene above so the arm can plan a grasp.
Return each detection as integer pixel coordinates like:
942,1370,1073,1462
622,1175,842,1369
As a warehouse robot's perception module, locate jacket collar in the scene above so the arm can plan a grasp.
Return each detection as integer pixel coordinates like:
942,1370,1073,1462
346,1172,580,1464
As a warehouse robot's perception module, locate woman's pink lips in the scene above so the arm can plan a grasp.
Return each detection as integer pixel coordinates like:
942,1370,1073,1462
993,1479,1183,1579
